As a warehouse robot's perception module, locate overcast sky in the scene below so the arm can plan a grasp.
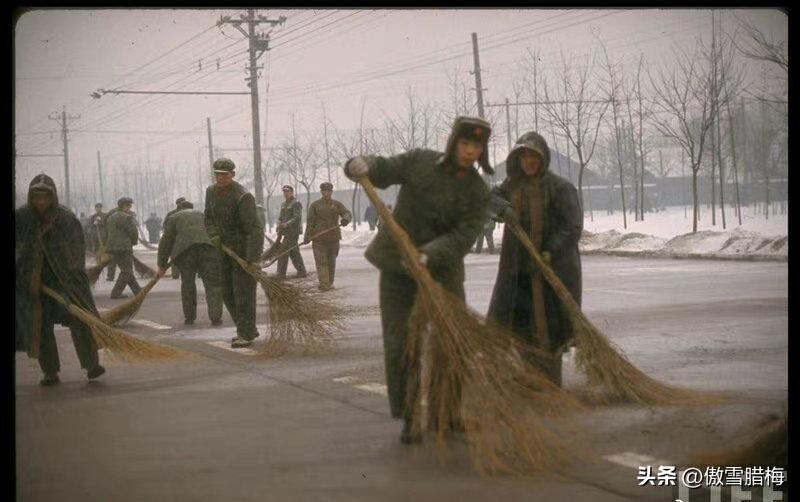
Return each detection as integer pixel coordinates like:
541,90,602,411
14,8,787,206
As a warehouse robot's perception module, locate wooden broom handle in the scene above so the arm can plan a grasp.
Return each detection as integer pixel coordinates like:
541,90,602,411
263,224,341,268
506,220,580,312
358,176,429,280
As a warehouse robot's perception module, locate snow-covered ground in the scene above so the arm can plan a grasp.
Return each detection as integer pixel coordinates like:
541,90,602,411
332,205,788,261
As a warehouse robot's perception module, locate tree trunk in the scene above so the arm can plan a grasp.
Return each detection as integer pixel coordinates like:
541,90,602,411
716,112,726,229
725,95,743,226
710,126,717,226
692,167,699,233
351,181,359,231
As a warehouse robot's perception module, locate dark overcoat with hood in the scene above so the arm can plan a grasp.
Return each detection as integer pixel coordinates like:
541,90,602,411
487,131,583,353
15,174,99,356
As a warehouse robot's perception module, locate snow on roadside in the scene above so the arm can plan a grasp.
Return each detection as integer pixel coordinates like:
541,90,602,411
336,205,787,261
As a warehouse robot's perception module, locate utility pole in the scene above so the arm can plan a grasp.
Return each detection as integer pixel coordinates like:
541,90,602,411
504,98,513,152
206,117,215,179
96,151,105,205
48,106,80,209
470,32,486,119
218,10,286,206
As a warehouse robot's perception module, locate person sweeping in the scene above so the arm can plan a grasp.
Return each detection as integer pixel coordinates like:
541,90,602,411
15,174,106,385
343,116,494,444
205,158,264,348
487,131,583,387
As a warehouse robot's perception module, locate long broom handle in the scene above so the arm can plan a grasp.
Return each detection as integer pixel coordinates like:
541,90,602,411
505,220,581,312
358,177,429,281
263,224,342,268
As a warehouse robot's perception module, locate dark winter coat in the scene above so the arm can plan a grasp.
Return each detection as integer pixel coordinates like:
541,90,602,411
351,148,490,282
157,209,213,268
487,131,583,352
15,174,99,355
145,215,162,234
304,198,352,242
104,209,139,252
277,197,303,239
204,180,264,263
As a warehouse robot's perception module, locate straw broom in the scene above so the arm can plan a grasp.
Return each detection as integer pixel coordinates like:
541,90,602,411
132,255,157,279
101,260,172,326
218,243,346,357
87,253,113,285
262,225,341,268
505,220,722,406
358,177,584,475
40,284,188,361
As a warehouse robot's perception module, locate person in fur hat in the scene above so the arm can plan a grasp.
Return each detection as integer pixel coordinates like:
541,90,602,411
343,116,493,444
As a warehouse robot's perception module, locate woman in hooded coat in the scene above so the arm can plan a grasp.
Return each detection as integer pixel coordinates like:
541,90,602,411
15,174,105,385
487,131,583,386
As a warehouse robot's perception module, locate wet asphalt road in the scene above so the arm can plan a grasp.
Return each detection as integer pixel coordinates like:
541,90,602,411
15,247,788,501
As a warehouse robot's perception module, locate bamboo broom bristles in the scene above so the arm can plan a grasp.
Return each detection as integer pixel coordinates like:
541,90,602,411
505,220,724,406
101,261,170,326
358,176,584,475
40,284,189,361
219,244,345,357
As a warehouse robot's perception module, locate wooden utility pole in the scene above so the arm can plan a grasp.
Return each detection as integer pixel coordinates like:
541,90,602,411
206,117,215,179
470,32,486,119
217,10,285,206
96,151,105,206
504,98,513,152
48,106,80,209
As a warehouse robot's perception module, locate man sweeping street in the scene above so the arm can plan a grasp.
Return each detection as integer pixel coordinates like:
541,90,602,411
204,158,264,348
15,174,106,385
274,185,307,280
87,202,106,254
343,116,493,444
164,197,187,279
157,200,224,326
487,131,583,387
303,182,352,291
105,197,142,299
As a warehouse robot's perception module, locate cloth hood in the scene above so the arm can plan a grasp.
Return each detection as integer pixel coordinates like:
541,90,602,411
27,173,60,208
505,131,551,180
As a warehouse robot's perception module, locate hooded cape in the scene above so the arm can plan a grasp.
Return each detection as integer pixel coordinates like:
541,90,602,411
15,174,99,356
486,132,583,352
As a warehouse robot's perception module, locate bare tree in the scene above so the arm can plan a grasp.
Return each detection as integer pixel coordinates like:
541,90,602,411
648,42,718,233
541,51,609,213
280,113,321,211
732,12,788,75
597,41,629,228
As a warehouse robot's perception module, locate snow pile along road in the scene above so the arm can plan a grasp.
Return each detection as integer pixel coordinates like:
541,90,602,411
580,228,787,261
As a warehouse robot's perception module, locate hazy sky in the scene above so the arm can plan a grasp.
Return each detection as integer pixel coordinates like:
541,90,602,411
14,8,787,204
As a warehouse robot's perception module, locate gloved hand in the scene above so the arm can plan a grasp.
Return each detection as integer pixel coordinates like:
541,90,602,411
210,235,222,249
157,266,168,278
344,157,369,180
340,219,350,227
503,207,519,225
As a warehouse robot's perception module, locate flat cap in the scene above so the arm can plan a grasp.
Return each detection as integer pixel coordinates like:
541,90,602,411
213,158,236,173
282,185,294,192
320,182,333,191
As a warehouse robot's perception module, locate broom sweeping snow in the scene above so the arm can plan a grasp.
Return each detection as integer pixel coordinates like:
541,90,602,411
505,220,723,406
359,177,584,476
101,260,172,326
87,253,113,285
40,284,188,361
132,255,157,279
219,243,346,357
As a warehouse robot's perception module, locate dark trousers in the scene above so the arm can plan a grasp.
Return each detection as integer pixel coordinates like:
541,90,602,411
38,295,99,375
276,235,306,277
312,240,340,288
109,251,141,297
218,250,259,340
379,270,465,420
474,228,495,253
176,244,223,323
368,221,376,231
106,258,117,281
148,231,159,244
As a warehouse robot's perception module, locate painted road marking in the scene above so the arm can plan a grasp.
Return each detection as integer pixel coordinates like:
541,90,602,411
132,319,172,330
355,383,388,396
604,452,674,470
206,340,257,356
333,376,388,396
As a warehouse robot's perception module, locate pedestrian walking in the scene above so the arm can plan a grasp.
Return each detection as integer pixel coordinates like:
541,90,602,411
304,182,352,291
